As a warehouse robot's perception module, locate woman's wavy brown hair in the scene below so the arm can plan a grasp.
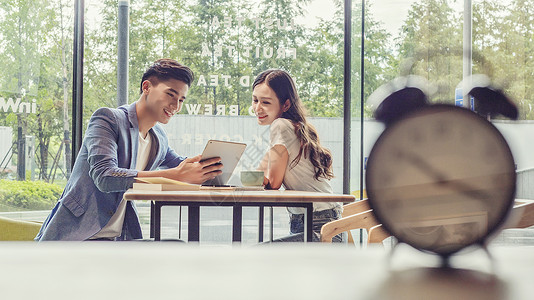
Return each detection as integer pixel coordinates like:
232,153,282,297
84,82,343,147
253,69,334,180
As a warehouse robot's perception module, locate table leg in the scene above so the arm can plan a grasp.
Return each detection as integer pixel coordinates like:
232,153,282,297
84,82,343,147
154,202,161,241
188,205,200,242
258,206,264,243
269,206,274,242
232,205,243,242
305,204,313,243
178,206,182,239
150,201,155,238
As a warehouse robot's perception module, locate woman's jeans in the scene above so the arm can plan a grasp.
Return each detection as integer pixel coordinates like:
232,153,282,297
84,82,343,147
273,208,343,243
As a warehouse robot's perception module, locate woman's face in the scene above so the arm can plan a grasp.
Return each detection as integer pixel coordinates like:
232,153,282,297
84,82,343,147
252,82,284,125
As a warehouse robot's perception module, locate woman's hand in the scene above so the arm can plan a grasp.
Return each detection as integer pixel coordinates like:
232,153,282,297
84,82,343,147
263,176,274,190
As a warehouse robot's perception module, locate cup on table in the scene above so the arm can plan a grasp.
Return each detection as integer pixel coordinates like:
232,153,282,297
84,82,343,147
240,170,264,186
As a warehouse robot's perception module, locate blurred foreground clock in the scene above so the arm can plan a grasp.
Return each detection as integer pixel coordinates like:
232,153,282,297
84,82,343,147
366,75,518,259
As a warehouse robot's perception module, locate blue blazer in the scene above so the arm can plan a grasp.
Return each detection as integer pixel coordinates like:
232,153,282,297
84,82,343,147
35,103,185,241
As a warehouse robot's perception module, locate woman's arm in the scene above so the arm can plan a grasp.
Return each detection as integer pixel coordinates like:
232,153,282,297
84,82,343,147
257,152,270,187
259,144,289,190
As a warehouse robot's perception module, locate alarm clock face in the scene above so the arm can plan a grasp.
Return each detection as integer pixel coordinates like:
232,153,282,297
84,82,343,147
366,105,516,256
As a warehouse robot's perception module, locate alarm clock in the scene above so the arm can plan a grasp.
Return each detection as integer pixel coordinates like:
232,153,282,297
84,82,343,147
366,75,518,258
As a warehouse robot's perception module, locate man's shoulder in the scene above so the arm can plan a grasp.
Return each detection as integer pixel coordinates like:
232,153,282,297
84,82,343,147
92,106,127,119
90,106,131,125
86,106,132,136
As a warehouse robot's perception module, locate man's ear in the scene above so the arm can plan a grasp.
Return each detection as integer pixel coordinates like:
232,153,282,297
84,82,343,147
283,99,291,112
142,80,151,94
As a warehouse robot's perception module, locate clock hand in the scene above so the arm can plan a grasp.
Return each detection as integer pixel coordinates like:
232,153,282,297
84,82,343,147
400,150,493,202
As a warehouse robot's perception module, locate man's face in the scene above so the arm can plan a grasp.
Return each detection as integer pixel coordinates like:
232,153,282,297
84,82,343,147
142,78,189,124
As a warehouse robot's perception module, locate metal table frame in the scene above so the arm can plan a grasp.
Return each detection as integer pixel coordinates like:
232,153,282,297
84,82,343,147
149,201,313,243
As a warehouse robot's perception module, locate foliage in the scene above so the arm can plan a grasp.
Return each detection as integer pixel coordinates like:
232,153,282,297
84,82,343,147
388,0,534,119
393,0,462,104
0,0,534,193
0,0,73,182
83,0,353,119
0,179,62,210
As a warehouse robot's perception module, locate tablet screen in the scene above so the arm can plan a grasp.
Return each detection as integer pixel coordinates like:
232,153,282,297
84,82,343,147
200,140,247,186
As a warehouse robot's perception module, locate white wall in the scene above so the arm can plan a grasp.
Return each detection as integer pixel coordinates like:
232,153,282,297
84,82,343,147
0,126,13,166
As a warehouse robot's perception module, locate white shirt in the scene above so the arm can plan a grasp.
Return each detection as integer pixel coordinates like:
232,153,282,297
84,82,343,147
269,118,340,214
90,132,152,240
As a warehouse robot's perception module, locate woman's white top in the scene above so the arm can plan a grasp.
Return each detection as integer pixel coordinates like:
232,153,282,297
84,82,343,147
269,118,341,214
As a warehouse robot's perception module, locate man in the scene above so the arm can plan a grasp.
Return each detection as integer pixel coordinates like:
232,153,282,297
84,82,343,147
35,59,222,241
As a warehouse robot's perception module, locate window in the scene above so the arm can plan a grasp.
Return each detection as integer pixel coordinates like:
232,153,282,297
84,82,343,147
6,1,529,246
364,0,534,246
0,0,73,221
84,0,352,244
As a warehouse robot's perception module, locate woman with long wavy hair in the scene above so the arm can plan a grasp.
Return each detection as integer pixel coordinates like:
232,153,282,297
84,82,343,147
253,69,342,242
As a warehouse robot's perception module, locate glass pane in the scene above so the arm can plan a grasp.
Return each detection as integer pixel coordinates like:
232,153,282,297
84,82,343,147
350,1,366,201
365,0,534,247
472,0,534,246
0,0,73,222
84,0,346,244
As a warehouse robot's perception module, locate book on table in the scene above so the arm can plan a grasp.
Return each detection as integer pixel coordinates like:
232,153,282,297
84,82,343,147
133,177,235,191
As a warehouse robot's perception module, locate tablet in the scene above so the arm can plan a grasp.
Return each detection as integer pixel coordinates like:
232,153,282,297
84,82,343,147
200,140,247,186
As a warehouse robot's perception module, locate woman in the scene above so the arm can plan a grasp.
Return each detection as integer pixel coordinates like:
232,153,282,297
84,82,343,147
252,69,342,242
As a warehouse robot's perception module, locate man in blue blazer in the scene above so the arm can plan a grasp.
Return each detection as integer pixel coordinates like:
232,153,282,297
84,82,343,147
35,59,222,241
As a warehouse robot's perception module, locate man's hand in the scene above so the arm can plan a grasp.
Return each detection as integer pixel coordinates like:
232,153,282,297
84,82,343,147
137,155,223,184
171,155,223,184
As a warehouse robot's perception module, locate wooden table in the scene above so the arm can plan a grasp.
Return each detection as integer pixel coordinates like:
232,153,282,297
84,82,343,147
123,189,355,242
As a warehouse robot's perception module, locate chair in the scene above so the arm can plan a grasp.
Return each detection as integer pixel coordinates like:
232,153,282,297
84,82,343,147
320,199,390,244
0,216,42,241
505,199,534,229
368,224,390,244
321,198,534,245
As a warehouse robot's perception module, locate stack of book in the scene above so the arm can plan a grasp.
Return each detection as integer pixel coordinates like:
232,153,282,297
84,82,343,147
132,177,249,191
133,177,264,191
134,177,216,191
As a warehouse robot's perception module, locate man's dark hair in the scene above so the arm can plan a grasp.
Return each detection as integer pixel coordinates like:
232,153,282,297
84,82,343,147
139,59,194,94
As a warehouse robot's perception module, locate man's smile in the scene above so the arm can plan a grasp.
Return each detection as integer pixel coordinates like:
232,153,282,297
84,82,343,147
163,108,175,118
